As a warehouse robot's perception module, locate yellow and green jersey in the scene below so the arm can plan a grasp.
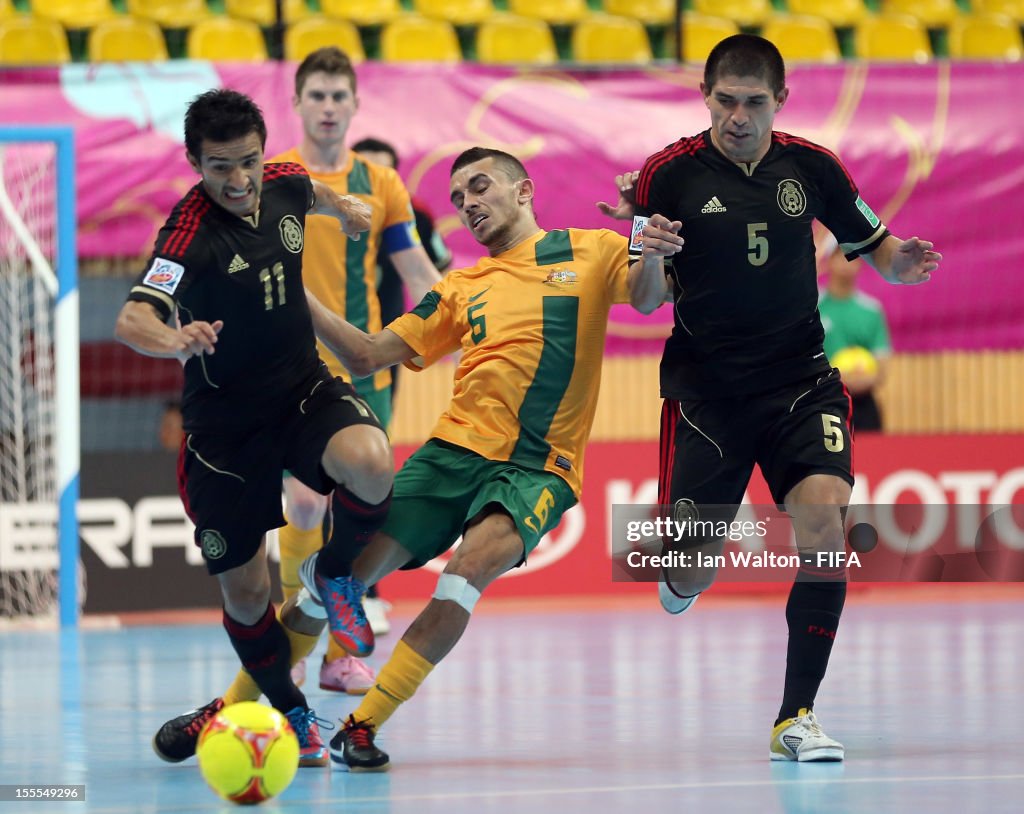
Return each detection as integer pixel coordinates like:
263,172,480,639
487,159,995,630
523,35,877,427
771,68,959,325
271,147,420,394
387,228,630,497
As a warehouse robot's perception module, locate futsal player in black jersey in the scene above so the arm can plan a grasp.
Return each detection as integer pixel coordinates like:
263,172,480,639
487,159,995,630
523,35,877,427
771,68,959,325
114,89,390,768
601,35,940,761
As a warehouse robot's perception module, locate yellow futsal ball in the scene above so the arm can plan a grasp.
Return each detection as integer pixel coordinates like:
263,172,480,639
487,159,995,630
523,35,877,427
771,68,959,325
196,702,299,805
831,345,878,376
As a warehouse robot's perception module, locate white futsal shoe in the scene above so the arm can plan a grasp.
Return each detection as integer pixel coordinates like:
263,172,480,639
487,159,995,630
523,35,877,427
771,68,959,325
770,709,845,762
658,570,699,615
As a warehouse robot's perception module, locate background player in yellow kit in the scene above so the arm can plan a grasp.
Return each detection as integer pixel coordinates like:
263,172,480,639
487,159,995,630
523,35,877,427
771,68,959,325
269,47,442,692
301,146,684,771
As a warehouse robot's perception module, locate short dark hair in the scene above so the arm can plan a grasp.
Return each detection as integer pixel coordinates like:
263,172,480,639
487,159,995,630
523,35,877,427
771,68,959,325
184,89,267,160
353,137,399,169
450,147,527,182
704,34,786,96
294,47,358,98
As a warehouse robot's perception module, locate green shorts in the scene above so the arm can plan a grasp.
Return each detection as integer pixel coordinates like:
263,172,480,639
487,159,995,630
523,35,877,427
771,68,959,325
383,439,577,569
353,380,392,432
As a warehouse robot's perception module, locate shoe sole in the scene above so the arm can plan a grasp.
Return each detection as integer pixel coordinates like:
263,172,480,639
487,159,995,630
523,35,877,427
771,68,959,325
769,748,845,762
329,754,390,773
319,681,372,695
658,580,698,615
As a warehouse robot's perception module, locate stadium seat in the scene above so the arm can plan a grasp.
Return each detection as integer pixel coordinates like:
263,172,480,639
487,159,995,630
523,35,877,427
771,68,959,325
854,14,932,62
947,13,1022,60
971,0,1024,23
475,13,557,64
414,0,495,27
380,15,460,62
320,0,402,27
30,0,117,30
0,16,71,64
603,0,674,26
679,13,739,64
186,17,268,61
881,0,959,28
126,0,210,30
692,0,772,28
225,0,311,28
88,16,169,61
571,13,653,64
761,15,841,63
284,16,365,62
509,0,589,26
785,0,869,28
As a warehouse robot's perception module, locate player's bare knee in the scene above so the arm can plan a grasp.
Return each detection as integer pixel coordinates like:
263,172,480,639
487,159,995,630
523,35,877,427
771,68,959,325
327,426,394,503
286,493,327,531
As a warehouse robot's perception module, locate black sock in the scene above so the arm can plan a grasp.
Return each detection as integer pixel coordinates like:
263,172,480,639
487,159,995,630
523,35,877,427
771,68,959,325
316,487,391,578
223,603,305,714
776,564,847,724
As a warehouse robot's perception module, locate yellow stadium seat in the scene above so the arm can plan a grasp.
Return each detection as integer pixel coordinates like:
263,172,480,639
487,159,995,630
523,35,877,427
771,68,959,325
380,15,460,62
187,17,268,60
603,0,673,26
786,0,869,28
127,0,211,30
973,0,1024,22
854,14,931,61
225,0,311,28
0,0,15,22
679,12,739,64
88,16,169,61
692,0,772,28
284,16,365,62
475,13,557,64
761,15,841,63
320,0,401,27
509,0,589,26
572,13,652,64
948,13,1022,60
882,0,958,28
30,0,117,30
0,16,71,64
414,0,494,27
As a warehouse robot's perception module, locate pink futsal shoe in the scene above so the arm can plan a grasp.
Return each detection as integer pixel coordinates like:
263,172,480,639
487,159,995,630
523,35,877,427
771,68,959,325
319,655,376,695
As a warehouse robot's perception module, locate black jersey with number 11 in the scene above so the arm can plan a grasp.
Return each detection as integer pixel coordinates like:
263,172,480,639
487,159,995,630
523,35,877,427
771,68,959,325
635,130,889,400
127,163,322,433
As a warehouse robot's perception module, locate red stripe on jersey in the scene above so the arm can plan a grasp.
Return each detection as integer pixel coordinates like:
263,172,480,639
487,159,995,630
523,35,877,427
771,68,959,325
160,189,210,258
263,161,307,182
636,134,705,209
658,399,679,507
773,131,856,191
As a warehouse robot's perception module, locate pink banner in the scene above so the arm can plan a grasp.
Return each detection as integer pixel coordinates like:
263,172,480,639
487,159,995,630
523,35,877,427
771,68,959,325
2,61,1021,351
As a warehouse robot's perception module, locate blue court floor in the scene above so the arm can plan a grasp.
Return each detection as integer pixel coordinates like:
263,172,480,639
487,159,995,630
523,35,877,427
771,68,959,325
2,588,1022,813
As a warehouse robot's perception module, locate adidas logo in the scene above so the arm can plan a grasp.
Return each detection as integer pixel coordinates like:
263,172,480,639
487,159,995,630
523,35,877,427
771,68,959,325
701,196,727,214
227,254,249,273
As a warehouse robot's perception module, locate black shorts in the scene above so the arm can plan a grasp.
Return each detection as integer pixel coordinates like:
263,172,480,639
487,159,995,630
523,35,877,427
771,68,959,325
178,375,383,575
658,369,854,515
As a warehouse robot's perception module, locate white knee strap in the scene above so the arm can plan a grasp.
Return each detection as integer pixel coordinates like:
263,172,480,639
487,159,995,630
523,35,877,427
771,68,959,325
432,573,481,614
296,586,327,620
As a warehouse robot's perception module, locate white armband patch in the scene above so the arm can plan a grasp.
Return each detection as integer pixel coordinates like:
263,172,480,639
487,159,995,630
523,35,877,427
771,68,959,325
142,257,186,296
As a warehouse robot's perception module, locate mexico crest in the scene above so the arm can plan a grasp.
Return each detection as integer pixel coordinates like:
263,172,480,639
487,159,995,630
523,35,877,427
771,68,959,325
279,215,304,253
777,179,807,217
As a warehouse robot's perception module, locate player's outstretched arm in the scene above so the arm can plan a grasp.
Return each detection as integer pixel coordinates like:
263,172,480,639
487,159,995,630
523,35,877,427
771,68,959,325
864,235,941,285
627,214,683,314
115,300,222,362
596,170,640,220
306,288,415,378
309,179,372,240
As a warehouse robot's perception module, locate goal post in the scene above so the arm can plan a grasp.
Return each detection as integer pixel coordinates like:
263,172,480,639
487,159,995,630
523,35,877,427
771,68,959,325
0,126,78,627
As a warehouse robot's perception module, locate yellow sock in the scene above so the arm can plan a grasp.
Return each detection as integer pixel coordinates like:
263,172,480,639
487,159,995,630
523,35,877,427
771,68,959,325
326,637,348,662
352,640,433,730
278,519,323,602
222,608,321,705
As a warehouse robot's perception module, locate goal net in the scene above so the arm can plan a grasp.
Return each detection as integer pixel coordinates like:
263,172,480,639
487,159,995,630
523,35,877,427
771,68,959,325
0,127,78,625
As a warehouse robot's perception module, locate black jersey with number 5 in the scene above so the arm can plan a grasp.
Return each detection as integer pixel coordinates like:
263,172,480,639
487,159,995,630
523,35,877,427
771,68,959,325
635,130,889,399
127,163,322,433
